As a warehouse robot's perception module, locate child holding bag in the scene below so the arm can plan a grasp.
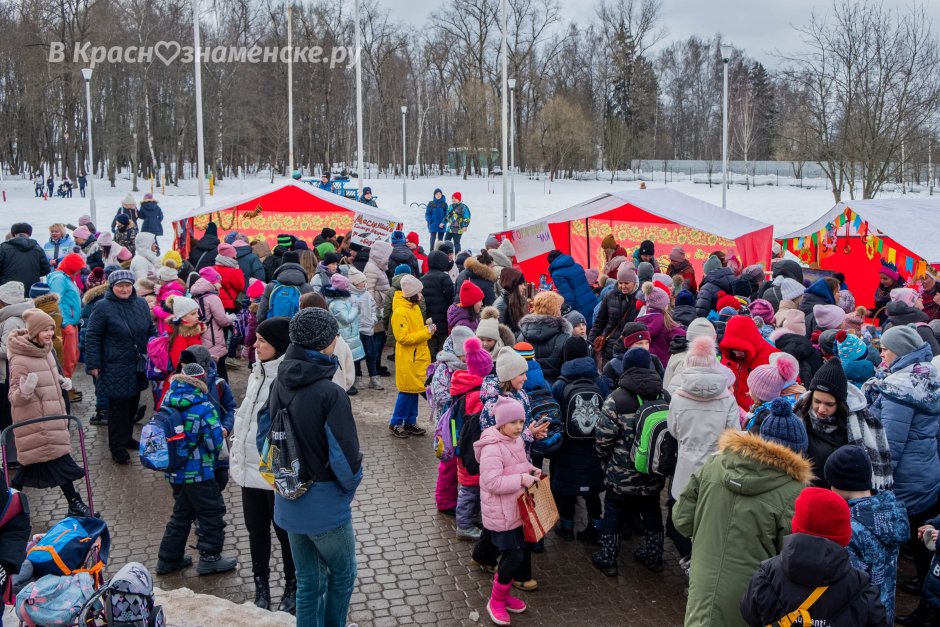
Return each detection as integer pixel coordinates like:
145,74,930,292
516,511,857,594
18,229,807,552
475,396,540,626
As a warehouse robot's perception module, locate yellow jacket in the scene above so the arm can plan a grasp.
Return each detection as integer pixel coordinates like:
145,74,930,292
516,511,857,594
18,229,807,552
390,291,432,393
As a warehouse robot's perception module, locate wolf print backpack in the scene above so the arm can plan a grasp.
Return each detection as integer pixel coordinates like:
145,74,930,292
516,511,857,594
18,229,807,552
561,378,606,440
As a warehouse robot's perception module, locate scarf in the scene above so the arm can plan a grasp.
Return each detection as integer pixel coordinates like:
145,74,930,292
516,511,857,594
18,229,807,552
846,406,894,492
808,411,840,435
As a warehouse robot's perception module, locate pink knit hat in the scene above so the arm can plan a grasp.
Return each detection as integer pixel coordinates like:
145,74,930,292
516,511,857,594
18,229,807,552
199,267,222,284
78,214,93,227
669,246,686,263
642,282,670,311
584,268,599,286
246,278,266,300
813,304,846,331
685,336,719,368
232,239,249,248
749,299,775,325
217,242,237,258
748,357,798,402
464,337,493,378
72,225,91,241
117,247,132,261
493,396,526,428
782,309,806,336
890,287,918,308
331,272,350,291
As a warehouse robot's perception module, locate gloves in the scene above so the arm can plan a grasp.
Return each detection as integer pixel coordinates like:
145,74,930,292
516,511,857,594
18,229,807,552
668,335,688,355
19,373,38,397
520,473,537,488
59,376,73,391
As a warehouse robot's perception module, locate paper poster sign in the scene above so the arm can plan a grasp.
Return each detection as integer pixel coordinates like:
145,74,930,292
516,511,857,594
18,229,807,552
351,214,397,247
511,222,555,262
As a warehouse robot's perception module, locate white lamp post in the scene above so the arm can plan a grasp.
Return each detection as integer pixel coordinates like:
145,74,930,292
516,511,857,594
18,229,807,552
81,68,96,226
401,105,407,205
354,0,364,194
508,78,516,222
192,0,206,207
720,43,732,209
287,2,294,174
499,0,509,229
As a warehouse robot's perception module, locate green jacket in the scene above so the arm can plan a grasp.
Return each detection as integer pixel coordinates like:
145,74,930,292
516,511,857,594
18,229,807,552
673,430,812,627
445,203,471,235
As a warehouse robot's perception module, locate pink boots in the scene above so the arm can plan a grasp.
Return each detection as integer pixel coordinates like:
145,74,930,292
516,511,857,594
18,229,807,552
486,575,527,625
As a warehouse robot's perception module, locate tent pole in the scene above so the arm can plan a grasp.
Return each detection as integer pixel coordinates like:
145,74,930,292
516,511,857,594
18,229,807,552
585,219,590,268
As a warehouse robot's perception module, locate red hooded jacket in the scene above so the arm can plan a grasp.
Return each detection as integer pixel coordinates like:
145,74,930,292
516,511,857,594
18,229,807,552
720,315,778,409
451,369,485,486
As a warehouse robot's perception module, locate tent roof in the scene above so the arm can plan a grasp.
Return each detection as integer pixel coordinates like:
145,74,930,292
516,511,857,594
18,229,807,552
780,198,940,264
512,187,771,239
172,180,403,224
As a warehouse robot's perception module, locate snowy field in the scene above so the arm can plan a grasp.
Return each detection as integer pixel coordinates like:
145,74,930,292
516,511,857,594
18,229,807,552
0,171,931,253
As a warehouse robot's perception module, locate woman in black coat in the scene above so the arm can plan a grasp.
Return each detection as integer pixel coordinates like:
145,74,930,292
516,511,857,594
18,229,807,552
516,291,571,383
188,222,221,270
84,270,156,464
453,250,498,307
420,250,455,359
588,279,638,364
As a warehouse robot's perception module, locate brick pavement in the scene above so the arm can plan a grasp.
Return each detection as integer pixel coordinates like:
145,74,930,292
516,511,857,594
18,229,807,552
15,365,919,625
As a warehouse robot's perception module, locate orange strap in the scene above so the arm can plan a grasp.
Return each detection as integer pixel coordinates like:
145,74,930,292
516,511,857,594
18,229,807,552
27,546,104,577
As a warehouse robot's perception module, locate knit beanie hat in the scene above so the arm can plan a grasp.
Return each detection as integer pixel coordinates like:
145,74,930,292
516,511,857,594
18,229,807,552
810,358,848,403
716,292,741,312
882,325,924,357
169,296,198,321
28,282,51,298
484,234,500,249
72,225,91,241
601,234,617,250
775,277,805,302
621,322,651,349
675,290,695,307
459,281,485,308
393,263,412,277
493,396,526,428
623,347,652,370
843,307,866,333
617,262,638,284
748,357,798,402
749,299,775,325
813,304,846,331
476,317,501,342
246,279,266,300
22,308,54,340
115,214,130,226
836,330,867,362
781,309,806,336
199,267,221,284
289,307,339,350
391,230,406,245
117,247,133,262
562,336,591,362
685,336,719,369
97,232,113,246
759,397,809,454
642,282,670,312
464,337,494,377
315,243,337,259
347,268,367,286
217,242,236,259
584,268,599,286
879,260,900,282
400,275,423,299
669,246,686,263
162,250,182,267
78,215,93,227
181,362,207,382
496,346,528,382
817,329,838,358
742,264,765,281
890,287,919,307
450,327,476,357
330,273,351,291
638,240,654,257
513,342,535,360
564,310,586,328
322,252,340,266
108,269,136,286
686,318,717,341
282,251,301,265
157,265,179,283
277,234,295,249
256,316,292,356
57,253,85,277
0,281,27,305
637,262,655,283
703,255,722,275
790,487,852,547
823,445,873,492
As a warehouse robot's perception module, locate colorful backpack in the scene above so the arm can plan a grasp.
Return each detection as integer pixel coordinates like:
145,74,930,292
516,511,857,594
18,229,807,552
561,378,605,439
267,281,301,318
27,516,110,578
527,388,564,456
433,394,468,461
629,396,677,476
145,334,172,381
139,407,191,472
103,562,165,627
15,572,97,626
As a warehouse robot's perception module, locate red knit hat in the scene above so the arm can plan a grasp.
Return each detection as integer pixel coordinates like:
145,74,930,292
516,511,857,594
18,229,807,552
791,487,852,547
715,291,741,312
57,253,86,277
459,281,484,308
406,232,420,246
452,192,462,202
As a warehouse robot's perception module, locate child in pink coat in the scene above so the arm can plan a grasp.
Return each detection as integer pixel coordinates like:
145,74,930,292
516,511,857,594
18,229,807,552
474,396,540,625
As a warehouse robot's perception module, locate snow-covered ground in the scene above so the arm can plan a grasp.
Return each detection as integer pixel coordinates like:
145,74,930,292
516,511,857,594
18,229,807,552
0,171,930,253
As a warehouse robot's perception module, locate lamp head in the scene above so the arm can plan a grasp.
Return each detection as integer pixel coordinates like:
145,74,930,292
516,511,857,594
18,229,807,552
81,68,93,81
720,44,733,63
508,78,516,89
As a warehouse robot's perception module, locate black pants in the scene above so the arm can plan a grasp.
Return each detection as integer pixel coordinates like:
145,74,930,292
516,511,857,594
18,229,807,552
497,548,527,585
159,480,226,561
665,496,692,559
429,232,441,251
444,232,462,252
474,530,531,581
909,497,940,584
556,493,602,522
108,393,140,456
242,487,296,580
215,356,228,382
601,491,662,535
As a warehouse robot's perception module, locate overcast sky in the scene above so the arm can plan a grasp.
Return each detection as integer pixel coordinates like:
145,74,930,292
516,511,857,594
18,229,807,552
390,0,940,68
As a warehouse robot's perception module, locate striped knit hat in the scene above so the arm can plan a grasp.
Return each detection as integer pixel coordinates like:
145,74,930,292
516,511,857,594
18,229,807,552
513,342,535,360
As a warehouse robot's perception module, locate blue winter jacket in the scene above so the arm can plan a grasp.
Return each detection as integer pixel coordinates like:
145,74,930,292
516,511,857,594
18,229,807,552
204,360,236,471
694,267,735,318
47,270,82,326
866,343,940,515
426,190,448,233
522,359,551,393
548,253,598,328
804,278,836,305
137,201,164,236
44,235,75,266
846,491,909,625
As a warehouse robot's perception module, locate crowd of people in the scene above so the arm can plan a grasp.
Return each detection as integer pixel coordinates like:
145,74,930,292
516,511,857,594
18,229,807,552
2,190,940,626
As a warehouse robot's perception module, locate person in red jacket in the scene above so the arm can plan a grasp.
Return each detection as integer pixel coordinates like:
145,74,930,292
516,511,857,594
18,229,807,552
213,242,246,312
158,296,206,408
406,232,428,275
720,315,779,409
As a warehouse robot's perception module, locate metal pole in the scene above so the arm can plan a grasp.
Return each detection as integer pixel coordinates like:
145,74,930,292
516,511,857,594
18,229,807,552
509,80,516,222
721,53,729,209
500,0,509,229
192,0,206,207
401,107,407,205
82,72,97,226
287,2,294,174
355,0,364,194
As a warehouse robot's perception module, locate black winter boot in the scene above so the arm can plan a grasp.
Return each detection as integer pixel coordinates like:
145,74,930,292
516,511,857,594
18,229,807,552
67,495,99,518
197,552,237,575
896,600,940,626
634,531,664,573
278,575,297,614
578,519,602,544
591,533,620,577
253,576,271,610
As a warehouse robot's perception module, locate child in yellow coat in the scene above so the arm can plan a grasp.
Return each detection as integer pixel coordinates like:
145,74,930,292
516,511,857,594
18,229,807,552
389,275,434,439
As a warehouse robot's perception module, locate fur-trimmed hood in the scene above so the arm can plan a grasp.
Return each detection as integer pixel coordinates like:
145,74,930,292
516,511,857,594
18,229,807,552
82,283,109,305
32,293,60,309
464,256,498,283
173,319,206,338
717,430,813,491
517,313,572,343
168,372,208,394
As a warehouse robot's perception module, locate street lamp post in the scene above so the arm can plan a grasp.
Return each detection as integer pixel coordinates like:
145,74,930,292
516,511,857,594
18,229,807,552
81,68,96,226
192,0,206,208
508,78,516,222
287,2,294,174
720,43,732,209
354,0,364,194
401,105,407,205
499,0,509,229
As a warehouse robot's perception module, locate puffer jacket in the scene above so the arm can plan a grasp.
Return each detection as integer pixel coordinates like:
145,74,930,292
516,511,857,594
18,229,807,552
720,316,778,409
741,533,887,627
389,241,419,277
44,235,75,267
846,491,909,624
673,430,812,627
46,270,81,326
673,304,698,329
864,343,940,515
636,309,685,367
474,426,539,533
256,262,313,322
235,245,265,286
213,260,246,311
6,329,69,465
383,275,427,336
667,366,740,499
548,253,598,327
390,291,432,394
0,237,50,289
230,354,284,491
130,232,158,280
324,287,364,361
446,303,478,332
364,241,392,333
596,366,670,496
883,301,940,357
421,250,455,330
137,200,164,235
425,190,448,233
770,328,823,385
161,375,224,485
190,278,233,360
0,300,31,384
188,231,220,270
799,279,836,316
454,257,498,307
695,267,735,317
452,368,486,486
588,288,639,363
516,313,571,384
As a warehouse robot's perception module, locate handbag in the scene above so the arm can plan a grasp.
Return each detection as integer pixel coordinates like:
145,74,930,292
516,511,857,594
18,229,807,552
517,475,559,543
593,305,635,354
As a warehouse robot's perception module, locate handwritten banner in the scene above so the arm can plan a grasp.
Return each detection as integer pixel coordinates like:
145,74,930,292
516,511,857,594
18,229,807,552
511,222,555,261
350,214,398,248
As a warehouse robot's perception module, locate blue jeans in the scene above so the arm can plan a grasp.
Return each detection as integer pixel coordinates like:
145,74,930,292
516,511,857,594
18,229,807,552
289,521,357,627
390,392,419,426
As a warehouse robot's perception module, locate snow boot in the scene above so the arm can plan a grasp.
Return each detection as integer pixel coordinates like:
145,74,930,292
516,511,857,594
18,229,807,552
578,518,602,544
554,519,574,541
253,576,271,610
457,526,483,541
278,575,297,614
486,578,513,625
634,531,664,573
591,532,620,577
355,376,365,389
498,576,527,614
90,409,108,426
155,555,192,575
197,553,237,575
66,495,98,518
368,376,385,390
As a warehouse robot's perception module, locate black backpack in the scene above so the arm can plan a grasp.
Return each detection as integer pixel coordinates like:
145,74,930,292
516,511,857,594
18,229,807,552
561,377,606,440
458,409,482,476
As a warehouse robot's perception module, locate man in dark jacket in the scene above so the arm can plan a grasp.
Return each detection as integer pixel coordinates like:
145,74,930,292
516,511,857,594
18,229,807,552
138,193,164,236
589,264,639,364
256,256,313,322
425,189,448,251
420,250,455,360
741,486,887,627
695,255,735,317
756,258,804,306
389,230,419,276
359,187,378,207
189,222,221,270
350,245,369,273
0,224,51,289
233,241,265,287
262,245,288,282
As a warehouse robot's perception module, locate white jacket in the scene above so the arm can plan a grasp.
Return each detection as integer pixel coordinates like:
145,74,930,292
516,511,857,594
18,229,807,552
130,232,158,280
230,354,284,491
332,335,356,390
